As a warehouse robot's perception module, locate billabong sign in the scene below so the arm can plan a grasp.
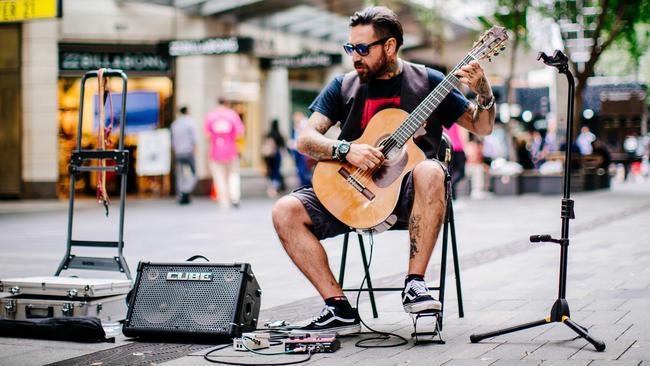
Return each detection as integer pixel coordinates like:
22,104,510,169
59,44,170,74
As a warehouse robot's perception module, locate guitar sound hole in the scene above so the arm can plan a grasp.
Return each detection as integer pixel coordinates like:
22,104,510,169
379,138,401,160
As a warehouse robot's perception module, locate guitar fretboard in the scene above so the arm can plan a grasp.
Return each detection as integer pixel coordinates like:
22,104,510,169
387,53,477,150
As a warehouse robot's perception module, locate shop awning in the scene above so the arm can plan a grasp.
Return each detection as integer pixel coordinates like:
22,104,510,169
129,0,421,47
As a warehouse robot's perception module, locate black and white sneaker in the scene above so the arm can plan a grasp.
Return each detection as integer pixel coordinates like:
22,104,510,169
402,278,442,313
292,306,361,336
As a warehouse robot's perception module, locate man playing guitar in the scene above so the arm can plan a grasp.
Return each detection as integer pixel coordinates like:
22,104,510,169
272,6,496,335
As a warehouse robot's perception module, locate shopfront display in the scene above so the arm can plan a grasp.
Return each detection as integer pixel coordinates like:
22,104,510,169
57,44,173,198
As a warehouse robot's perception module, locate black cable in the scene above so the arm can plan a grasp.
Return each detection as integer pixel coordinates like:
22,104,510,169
203,343,314,366
353,232,409,348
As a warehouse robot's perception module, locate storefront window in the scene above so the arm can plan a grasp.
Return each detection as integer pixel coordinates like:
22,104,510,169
57,76,173,198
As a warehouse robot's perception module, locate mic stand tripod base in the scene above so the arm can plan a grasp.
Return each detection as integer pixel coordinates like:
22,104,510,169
469,299,606,352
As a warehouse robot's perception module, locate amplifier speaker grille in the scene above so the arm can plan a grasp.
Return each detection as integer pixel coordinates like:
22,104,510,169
123,262,261,340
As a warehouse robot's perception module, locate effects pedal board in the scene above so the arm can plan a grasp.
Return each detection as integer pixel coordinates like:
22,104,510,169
284,333,340,353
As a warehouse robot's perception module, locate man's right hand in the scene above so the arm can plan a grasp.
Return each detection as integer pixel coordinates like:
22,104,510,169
345,144,384,171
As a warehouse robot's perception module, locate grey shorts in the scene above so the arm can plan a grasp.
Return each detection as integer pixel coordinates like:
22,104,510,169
290,160,448,240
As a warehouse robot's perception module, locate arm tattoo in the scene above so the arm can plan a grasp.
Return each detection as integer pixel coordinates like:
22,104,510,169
470,75,496,129
409,215,422,259
475,76,492,100
297,112,337,161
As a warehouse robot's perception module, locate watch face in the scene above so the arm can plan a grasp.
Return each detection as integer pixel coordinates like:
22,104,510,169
339,143,350,154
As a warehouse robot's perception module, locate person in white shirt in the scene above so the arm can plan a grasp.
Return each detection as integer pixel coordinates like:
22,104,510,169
576,126,596,155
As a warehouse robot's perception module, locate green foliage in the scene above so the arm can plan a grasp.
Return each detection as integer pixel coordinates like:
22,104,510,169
493,0,529,42
546,0,650,76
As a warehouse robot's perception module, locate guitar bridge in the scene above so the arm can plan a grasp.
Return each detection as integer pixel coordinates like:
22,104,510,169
338,168,375,201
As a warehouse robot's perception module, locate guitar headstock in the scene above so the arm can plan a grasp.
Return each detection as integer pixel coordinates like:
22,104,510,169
471,26,509,62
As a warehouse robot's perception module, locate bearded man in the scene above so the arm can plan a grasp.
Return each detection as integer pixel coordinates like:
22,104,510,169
272,6,495,334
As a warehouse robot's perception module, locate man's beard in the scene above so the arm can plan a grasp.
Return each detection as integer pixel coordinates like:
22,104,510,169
355,52,390,83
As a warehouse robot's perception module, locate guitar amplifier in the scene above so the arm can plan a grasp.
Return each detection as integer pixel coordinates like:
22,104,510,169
122,262,261,340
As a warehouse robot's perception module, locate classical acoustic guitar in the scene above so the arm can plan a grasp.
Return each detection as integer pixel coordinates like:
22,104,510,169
313,26,508,230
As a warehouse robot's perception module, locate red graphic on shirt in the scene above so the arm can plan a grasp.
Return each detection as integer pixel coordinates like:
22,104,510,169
361,96,401,129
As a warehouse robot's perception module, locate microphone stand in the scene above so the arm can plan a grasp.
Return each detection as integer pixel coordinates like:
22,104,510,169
469,50,606,352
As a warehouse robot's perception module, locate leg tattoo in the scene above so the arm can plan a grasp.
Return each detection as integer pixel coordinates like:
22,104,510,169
409,215,422,259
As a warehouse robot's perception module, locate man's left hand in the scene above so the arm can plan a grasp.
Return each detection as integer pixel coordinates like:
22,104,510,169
454,60,492,99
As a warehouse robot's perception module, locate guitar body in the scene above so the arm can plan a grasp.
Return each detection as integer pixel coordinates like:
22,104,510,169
312,108,426,230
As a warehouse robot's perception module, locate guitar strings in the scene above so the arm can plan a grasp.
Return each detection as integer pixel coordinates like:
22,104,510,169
347,54,476,186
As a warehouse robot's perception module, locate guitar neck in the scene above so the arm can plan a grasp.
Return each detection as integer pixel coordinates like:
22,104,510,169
391,54,476,148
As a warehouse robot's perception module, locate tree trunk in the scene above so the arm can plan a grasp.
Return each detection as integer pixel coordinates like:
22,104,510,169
573,81,586,144
504,33,521,162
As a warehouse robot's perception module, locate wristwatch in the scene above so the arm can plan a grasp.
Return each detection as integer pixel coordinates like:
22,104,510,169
475,94,495,110
333,140,351,162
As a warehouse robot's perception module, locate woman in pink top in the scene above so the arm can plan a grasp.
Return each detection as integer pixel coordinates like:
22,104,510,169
204,98,245,209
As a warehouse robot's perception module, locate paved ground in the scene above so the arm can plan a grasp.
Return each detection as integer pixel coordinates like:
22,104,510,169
1,180,649,365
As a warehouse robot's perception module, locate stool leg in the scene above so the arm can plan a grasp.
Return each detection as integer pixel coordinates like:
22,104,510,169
358,233,378,319
448,203,464,318
338,232,350,286
438,214,450,330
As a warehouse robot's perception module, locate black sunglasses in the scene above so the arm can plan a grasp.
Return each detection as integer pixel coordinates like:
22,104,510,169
343,37,390,56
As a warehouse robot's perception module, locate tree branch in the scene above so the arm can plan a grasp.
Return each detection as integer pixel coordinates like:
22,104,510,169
583,0,628,78
590,0,610,55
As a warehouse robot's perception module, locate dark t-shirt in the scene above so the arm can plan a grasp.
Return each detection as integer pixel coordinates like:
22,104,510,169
309,68,469,139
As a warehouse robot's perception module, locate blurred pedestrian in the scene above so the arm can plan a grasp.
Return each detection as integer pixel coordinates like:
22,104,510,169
171,106,198,204
530,130,545,169
204,98,245,209
465,136,489,199
576,126,596,155
262,119,286,198
544,116,559,154
290,111,313,187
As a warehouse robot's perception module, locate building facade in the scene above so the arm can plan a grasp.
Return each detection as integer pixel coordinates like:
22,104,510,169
1,0,349,199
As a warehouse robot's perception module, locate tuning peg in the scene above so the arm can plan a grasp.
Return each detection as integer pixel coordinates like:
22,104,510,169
501,46,506,51
494,52,499,56
488,57,492,62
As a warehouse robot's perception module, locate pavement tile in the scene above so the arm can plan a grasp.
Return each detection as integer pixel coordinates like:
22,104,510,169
579,299,629,311
392,341,497,365
468,311,523,326
590,361,644,366
489,359,542,366
570,339,636,360
490,300,530,311
522,340,585,360
532,323,588,342
478,342,545,360
537,360,590,366
619,341,650,361
587,324,633,342
578,310,631,326
352,357,411,366
618,325,650,342
439,360,494,366
615,310,650,325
